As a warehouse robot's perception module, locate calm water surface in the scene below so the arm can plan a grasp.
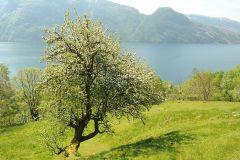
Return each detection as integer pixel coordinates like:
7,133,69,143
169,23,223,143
1,42,240,83
0,42,45,75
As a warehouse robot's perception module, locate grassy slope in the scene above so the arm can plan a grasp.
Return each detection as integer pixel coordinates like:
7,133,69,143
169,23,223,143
0,101,240,160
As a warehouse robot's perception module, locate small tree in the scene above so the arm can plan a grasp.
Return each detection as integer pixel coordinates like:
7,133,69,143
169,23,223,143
0,64,13,100
41,12,163,157
184,70,213,101
0,64,16,125
219,66,240,101
14,68,42,121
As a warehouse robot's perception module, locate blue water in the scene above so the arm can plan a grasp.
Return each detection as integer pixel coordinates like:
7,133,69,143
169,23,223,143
1,42,240,83
0,42,45,75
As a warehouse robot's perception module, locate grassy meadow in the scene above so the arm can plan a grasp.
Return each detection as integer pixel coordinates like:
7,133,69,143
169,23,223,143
0,101,240,160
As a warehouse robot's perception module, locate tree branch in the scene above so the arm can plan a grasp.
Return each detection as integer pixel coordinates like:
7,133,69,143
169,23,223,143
80,119,100,142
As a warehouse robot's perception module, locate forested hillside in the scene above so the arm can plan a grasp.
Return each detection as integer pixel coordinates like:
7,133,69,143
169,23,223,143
1,0,240,43
189,15,240,32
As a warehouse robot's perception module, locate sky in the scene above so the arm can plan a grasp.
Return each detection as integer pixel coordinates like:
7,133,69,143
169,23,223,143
110,0,240,21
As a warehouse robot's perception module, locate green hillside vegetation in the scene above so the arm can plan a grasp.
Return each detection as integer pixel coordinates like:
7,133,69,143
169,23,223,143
170,67,240,102
1,0,240,43
0,101,240,160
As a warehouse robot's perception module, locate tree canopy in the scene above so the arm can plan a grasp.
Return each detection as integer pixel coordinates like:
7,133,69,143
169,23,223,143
41,12,164,156
14,67,42,121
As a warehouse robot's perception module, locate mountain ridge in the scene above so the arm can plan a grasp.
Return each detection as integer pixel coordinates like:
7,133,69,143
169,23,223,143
1,0,240,43
188,14,240,32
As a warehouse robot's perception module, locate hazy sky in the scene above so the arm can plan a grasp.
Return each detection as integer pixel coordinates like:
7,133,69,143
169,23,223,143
110,0,240,21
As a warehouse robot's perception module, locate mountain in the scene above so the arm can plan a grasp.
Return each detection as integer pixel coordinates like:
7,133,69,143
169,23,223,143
128,8,240,43
1,0,240,43
189,15,240,32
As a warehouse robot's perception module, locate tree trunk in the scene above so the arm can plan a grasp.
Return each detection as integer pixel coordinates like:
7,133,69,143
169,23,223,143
30,107,39,121
65,127,82,157
65,138,80,157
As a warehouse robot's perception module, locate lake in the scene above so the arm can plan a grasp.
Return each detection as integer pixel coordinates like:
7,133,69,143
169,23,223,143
1,42,240,83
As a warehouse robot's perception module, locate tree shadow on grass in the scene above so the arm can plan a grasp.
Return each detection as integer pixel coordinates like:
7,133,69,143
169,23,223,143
88,131,194,160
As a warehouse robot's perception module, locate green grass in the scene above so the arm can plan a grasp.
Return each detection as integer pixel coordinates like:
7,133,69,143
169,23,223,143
0,101,240,160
